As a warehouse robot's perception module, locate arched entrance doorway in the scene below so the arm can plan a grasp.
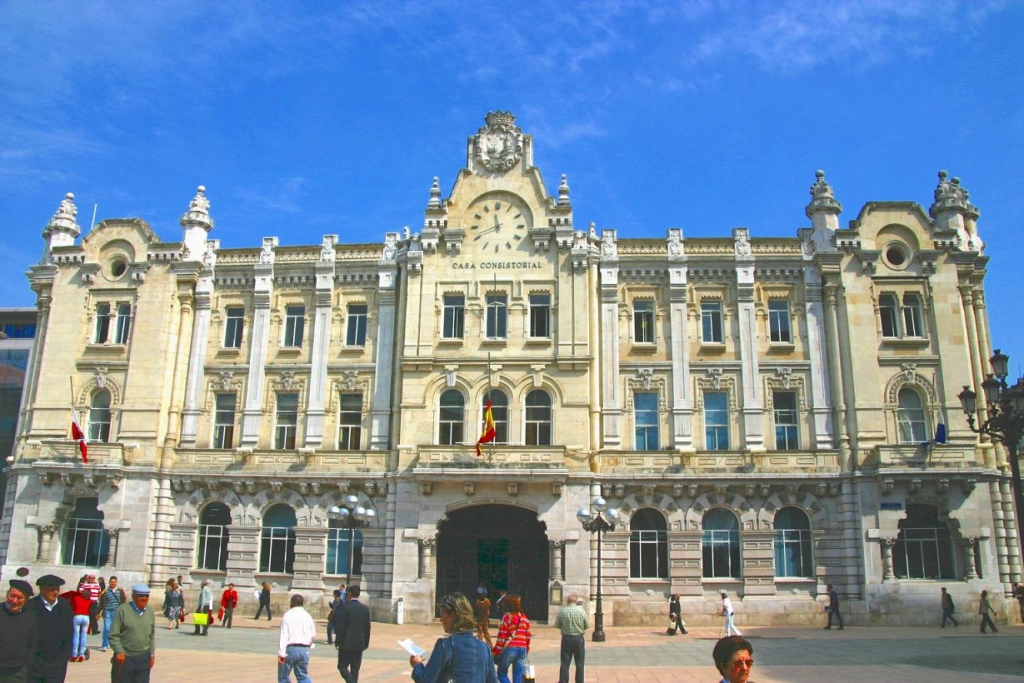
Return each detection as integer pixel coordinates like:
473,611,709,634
436,504,549,622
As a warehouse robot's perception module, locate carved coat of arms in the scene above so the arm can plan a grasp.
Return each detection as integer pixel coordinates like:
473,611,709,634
474,111,523,173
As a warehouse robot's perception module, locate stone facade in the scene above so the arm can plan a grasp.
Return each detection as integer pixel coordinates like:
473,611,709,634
1,113,1019,627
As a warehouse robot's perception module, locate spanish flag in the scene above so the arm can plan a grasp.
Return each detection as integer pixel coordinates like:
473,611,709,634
476,397,496,456
70,408,88,464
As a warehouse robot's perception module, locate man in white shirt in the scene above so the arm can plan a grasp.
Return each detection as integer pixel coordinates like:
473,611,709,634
720,591,741,637
278,594,316,683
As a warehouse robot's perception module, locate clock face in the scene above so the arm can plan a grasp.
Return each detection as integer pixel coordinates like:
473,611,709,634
467,196,530,253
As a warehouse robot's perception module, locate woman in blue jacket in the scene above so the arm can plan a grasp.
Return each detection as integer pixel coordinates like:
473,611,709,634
410,592,497,683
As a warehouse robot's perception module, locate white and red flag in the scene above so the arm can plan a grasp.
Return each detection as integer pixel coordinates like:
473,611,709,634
70,409,88,464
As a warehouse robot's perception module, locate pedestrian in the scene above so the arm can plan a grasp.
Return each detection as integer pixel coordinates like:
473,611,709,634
220,583,238,629
162,580,183,630
26,574,72,683
712,635,754,683
326,590,342,645
1015,583,1024,622
333,585,371,683
59,581,92,662
492,594,531,683
99,576,127,652
193,580,213,636
410,592,497,683
0,579,37,681
475,587,492,648
979,589,998,633
81,574,101,636
278,594,316,683
940,587,959,628
824,584,843,630
338,584,347,602
255,582,273,620
666,593,688,635
108,584,156,683
720,591,741,637
554,594,588,683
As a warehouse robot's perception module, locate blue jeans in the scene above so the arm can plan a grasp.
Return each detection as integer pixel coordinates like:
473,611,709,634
103,609,116,648
496,646,527,683
72,614,90,656
278,644,311,683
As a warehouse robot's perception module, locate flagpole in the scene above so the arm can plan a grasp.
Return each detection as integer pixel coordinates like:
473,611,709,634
487,352,493,462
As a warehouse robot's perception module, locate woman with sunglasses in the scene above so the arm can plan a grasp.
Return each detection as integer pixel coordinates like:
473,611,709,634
712,635,755,683
410,592,497,682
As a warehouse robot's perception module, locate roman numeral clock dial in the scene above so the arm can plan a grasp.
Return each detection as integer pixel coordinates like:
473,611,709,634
467,197,530,253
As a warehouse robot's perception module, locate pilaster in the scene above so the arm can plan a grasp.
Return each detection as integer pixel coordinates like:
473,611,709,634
371,238,399,450
733,229,764,451
242,238,277,448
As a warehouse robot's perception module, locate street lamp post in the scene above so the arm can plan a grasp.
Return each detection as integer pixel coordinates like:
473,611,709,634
577,496,620,642
958,349,1024,565
328,494,376,589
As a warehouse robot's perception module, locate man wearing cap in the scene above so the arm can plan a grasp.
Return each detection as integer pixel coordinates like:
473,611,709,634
108,584,155,683
0,579,38,681
26,574,73,683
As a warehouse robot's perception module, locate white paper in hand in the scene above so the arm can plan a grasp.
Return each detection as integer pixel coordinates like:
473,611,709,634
398,639,427,657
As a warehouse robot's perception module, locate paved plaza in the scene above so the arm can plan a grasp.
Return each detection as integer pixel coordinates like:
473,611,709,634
62,618,1024,682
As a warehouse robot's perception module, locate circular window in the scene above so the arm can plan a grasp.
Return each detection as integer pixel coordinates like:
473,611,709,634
884,243,909,269
110,258,127,278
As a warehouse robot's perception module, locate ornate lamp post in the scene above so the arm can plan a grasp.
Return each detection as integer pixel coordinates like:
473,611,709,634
577,496,620,642
958,349,1024,562
328,494,376,589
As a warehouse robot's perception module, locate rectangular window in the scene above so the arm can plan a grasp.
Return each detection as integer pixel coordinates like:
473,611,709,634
113,304,132,344
768,300,792,343
274,393,299,449
704,391,729,450
528,293,550,338
633,300,655,343
879,294,900,338
774,529,813,577
442,295,465,339
485,293,508,339
94,304,111,343
629,529,668,578
773,391,799,450
338,392,362,450
213,393,236,449
224,307,244,348
701,301,723,343
283,306,305,347
902,294,924,337
634,391,659,450
197,524,228,570
346,304,368,346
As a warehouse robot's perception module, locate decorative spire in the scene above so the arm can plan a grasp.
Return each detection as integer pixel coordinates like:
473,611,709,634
180,185,214,232
929,170,979,219
43,192,82,240
428,176,442,209
558,174,571,206
805,170,842,218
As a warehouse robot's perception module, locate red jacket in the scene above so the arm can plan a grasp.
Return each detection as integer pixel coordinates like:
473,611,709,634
221,588,238,608
60,590,92,616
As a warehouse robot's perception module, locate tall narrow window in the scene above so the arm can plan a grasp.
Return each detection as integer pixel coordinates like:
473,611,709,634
633,300,655,344
326,524,364,576
879,294,899,338
442,295,465,339
897,388,927,443
701,301,723,343
485,294,508,339
213,393,236,449
260,504,296,573
346,304,368,346
774,507,813,578
529,293,550,338
893,504,955,579
524,390,552,446
629,508,668,579
61,497,109,566
439,390,464,445
704,391,729,450
902,293,924,337
94,304,111,343
338,392,362,450
113,304,132,344
773,391,799,450
283,305,305,347
88,390,112,443
634,392,659,450
768,300,791,343
197,502,231,571
482,390,509,443
702,508,741,578
275,393,299,449
224,307,244,348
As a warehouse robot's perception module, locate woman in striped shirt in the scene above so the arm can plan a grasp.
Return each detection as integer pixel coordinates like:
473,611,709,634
492,594,531,683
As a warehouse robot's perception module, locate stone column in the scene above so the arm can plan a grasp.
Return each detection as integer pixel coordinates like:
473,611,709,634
588,257,602,453
305,249,335,448
599,232,621,449
37,522,58,563
803,267,834,448
1000,477,1021,585
550,540,565,581
963,536,979,581
666,237,692,450
823,283,850,466
419,537,435,578
241,238,276,448
371,249,399,450
991,480,1010,586
880,537,896,581
733,229,764,451
180,287,212,446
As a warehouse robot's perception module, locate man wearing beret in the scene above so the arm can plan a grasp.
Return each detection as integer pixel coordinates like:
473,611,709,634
108,584,155,683
26,575,72,683
0,579,38,681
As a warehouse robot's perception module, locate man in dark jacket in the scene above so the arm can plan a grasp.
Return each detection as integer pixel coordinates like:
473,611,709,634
333,586,371,683
824,584,844,630
26,574,73,683
0,579,38,681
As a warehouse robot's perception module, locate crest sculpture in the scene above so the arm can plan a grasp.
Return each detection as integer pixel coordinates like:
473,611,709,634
474,111,523,173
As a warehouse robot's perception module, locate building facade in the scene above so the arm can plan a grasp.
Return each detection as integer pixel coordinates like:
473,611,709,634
1,112,1017,626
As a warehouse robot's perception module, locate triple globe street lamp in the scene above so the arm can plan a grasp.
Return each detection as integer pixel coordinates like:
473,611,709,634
577,496,620,642
328,494,376,589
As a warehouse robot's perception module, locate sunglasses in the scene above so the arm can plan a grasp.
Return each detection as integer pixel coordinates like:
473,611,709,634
731,658,754,669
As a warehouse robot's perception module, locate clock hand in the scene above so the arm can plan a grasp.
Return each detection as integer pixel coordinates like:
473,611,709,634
493,214,502,232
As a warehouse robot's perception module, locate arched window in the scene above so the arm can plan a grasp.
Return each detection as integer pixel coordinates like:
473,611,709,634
62,497,109,566
326,523,364,577
88,390,111,442
702,508,740,578
894,504,956,579
774,507,813,578
260,504,296,573
524,390,552,446
482,390,509,444
629,508,668,579
197,502,231,571
439,390,464,445
897,388,927,443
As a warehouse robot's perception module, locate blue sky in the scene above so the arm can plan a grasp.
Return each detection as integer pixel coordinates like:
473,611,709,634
2,0,1022,376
